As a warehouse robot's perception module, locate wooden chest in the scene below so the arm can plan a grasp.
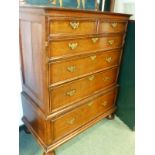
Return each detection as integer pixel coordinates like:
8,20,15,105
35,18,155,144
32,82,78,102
19,5,130,155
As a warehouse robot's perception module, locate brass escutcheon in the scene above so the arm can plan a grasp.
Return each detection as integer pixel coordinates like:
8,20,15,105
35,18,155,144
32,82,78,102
68,42,78,50
87,102,94,107
88,75,95,81
101,101,108,106
67,66,76,72
90,55,96,60
103,76,111,81
66,89,76,96
70,21,79,29
111,22,118,28
108,40,114,45
106,57,112,63
92,37,99,43
67,118,75,125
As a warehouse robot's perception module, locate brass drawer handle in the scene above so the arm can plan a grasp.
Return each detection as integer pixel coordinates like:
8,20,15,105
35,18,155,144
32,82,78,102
90,55,96,60
88,75,95,81
111,22,118,28
101,101,108,106
66,89,76,96
103,76,111,82
108,40,114,45
68,42,78,50
87,102,93,107
67,66,76,72
105,57,112,63
70,21,79,29
67,118,75,125
92,37,99,43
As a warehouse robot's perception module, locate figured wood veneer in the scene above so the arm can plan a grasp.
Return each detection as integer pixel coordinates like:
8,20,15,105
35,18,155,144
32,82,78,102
19,5,130,155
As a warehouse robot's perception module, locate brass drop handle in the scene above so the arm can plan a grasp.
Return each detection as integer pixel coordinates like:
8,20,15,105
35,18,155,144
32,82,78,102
88,75,95,81
105,57,112,63
66,89,76,97
67,118,75,125
70,21,79,29
67,66,76,72
68,42,78,50
92,37,99,43
103,76,111,82
108,40,114,45
101,101,108,107
87,102,94,107
90,55,96,61
111,22,118,28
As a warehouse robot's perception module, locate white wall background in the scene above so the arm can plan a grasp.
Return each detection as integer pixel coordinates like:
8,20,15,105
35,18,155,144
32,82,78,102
114,0,135,20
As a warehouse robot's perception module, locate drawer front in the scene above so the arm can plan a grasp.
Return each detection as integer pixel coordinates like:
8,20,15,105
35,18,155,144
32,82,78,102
99,21,127,33
52,88,117,141
50,68,118,112
49,50,121,84
49,19,96,36
49,35,124,58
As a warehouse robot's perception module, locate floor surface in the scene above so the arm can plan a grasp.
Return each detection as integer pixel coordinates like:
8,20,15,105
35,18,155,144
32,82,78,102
19,116,135,155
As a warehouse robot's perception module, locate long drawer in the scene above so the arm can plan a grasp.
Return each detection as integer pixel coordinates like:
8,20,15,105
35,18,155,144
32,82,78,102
49,67,118,112
51,87,117,141
49,35,124,58
49,50,121,84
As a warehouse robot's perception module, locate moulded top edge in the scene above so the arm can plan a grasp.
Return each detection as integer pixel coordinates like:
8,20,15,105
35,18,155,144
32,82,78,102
19,4,132,17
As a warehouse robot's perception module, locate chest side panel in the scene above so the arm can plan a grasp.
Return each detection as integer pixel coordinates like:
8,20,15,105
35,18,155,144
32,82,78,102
19,11,48,113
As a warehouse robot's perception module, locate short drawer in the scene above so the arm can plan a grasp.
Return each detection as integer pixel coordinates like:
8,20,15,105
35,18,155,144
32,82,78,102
49,35,124,58
99,21,127,33
50,67,118,112
49,50,121,84
51,87,117,141
49,18,96,36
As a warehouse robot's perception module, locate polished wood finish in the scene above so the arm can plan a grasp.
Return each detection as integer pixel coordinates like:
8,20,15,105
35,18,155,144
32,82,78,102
49,67,118,112
49,35,123,58
99,21,127,33
52,87,117,141
49,18,96,36
49,50,121,84
19,5,130,155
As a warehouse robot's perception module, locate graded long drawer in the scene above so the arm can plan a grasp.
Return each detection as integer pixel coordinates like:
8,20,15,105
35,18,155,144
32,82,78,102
49,67,118,112
49,35,124,58
49,50,121,84
51,87,117,141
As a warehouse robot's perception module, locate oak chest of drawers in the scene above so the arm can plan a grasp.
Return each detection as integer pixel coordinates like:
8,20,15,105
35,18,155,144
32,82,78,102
19,5,130,155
